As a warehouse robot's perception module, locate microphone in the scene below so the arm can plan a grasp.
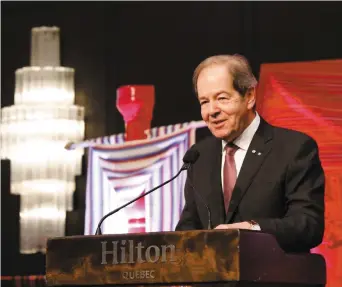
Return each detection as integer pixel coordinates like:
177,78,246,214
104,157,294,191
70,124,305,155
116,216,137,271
188,181,212,230
95,148,200,235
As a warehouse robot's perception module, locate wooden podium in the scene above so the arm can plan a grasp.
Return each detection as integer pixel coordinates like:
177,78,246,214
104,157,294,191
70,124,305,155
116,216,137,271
46,229,326,287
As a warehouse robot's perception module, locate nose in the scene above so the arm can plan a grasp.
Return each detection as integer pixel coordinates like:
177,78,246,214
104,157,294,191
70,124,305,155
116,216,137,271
208,101,220,118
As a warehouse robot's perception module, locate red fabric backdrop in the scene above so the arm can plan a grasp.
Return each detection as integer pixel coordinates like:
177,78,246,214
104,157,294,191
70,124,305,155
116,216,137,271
256,59,342,287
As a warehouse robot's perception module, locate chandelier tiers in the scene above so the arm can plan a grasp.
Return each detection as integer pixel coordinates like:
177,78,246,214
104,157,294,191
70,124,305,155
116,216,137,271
1,26,85,254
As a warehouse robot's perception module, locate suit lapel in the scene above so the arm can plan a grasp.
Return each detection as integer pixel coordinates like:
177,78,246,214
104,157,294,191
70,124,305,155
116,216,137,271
208,138,226,227
225,118,273,223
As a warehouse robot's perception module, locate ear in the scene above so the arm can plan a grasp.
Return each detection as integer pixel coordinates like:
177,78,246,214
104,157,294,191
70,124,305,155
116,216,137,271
246,87,256,110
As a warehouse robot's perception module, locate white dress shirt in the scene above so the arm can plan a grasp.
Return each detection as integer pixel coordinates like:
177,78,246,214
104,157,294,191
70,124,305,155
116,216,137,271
221,112,261,190
220,112,261,230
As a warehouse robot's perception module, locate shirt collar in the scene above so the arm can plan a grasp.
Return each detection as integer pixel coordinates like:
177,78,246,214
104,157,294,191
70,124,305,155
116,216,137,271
222,112,260,152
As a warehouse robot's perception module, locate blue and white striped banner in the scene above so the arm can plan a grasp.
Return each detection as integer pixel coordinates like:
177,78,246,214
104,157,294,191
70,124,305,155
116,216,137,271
84,121,205,235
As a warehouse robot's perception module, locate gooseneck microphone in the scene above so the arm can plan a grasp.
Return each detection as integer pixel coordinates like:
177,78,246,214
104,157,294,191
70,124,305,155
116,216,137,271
95,148,200,235
188,181,212,230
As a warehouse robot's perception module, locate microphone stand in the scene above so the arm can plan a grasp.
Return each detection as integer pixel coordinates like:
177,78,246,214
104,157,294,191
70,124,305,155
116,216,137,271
95,163,191,235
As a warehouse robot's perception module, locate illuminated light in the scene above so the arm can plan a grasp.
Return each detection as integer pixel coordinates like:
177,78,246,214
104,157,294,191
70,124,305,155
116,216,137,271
0,26,84,253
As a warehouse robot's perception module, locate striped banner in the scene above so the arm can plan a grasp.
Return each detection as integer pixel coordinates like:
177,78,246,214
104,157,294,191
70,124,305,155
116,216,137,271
67,121,205,150
84,121,205,235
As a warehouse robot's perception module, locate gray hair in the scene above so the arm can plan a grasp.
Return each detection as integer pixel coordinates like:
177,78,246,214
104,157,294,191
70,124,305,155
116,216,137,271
193,54,258,97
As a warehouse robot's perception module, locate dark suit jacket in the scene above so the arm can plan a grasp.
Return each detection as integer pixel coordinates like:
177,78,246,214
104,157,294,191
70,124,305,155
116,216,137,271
175,117,325,253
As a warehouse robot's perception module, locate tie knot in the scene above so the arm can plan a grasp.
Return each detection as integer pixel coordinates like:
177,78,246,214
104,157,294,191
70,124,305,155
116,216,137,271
225,142,239,156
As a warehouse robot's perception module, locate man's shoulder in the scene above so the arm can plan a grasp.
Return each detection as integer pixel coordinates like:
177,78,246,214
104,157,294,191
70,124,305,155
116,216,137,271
189,136,220,168
192,135,219,151
267,123,319,153
271,124,316,145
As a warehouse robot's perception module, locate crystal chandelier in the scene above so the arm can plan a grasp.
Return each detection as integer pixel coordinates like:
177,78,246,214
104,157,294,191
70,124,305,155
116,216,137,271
1,27,85,253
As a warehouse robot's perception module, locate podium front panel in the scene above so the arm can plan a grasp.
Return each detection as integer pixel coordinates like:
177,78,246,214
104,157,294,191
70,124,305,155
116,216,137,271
46,230,240,286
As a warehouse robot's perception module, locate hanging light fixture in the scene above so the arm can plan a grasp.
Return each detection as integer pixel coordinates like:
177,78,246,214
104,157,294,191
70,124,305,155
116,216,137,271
1,26,85,253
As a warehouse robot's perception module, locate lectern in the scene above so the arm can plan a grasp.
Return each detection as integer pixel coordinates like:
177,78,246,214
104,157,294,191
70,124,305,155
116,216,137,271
46,229,326,287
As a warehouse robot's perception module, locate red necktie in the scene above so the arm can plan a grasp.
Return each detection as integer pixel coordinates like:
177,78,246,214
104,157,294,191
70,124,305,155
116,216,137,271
223,143,238,213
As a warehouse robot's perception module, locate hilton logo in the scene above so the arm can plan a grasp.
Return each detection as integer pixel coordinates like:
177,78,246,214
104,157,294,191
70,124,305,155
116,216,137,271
101,240,176,264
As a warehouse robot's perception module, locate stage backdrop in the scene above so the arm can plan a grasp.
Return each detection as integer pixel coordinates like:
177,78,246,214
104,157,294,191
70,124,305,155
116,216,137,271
256,59,342,287
82,121,205,235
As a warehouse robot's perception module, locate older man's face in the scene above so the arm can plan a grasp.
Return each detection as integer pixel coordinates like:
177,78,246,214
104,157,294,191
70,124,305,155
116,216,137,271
197,64,255,142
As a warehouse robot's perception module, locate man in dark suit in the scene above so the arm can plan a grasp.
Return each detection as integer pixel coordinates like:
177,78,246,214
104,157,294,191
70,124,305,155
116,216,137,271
175,54,325,253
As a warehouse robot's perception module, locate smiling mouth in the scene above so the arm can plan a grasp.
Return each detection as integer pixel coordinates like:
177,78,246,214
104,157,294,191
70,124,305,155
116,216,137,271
212,120,226,125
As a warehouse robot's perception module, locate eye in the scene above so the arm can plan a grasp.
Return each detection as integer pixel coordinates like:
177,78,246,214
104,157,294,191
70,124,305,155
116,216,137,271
200,100,208,106
217,92,232,101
